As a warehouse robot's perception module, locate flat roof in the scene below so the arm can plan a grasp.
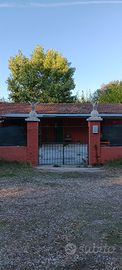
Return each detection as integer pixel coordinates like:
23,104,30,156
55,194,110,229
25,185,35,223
2,113,122,118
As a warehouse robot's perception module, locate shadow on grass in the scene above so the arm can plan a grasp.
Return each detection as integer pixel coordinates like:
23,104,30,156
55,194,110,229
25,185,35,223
0,159,33,177
104,157,122,169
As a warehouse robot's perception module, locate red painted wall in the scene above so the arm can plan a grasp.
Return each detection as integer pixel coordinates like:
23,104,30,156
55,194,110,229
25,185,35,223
88,121,101,165
100,146,122,163
103,119,122,125
0,121,39,165
27,121,39,165
40,118,88,143
0,146,27,162
1,117,122,165
41,118,87,127
0,120,39,165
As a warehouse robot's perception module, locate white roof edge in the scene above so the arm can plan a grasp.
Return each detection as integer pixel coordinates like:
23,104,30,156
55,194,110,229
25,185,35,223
2,113,90,117
1,113,122,118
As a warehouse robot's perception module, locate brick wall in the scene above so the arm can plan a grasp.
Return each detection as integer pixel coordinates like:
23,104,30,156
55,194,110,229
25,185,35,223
0,120,39,165
1,117,122,165
26,121,39,165
0,146,27,162
101,146,122,163
88,121,101,165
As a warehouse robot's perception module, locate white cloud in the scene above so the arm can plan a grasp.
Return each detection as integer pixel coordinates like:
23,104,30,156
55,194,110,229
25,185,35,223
0,3,25,8
30,1,122,7
0,1,122,8
0,4,13,7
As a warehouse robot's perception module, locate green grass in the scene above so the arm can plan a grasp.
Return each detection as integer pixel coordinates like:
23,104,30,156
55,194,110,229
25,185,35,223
104,221,122,246
0,159,107,181
92,157,122,169
0,159,31,168
104,157,122,169
0,159,33,178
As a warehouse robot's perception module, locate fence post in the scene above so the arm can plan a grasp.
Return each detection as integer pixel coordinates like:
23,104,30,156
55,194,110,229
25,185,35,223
25,102,40,165
63,126,64,165
25,120,40,165
87,104,103,165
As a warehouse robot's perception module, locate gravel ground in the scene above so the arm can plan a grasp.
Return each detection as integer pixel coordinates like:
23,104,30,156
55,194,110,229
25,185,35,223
0,164,122,269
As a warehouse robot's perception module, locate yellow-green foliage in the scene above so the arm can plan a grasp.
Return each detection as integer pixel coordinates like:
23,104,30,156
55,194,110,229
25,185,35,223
7,45,76,103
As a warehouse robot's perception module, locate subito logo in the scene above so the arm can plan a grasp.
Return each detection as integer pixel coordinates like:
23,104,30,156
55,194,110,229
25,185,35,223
65,243,77,255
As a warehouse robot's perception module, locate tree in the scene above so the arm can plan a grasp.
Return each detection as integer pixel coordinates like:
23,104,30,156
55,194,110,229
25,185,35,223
7,45,76,103
76,89,92,103
92,80,122,103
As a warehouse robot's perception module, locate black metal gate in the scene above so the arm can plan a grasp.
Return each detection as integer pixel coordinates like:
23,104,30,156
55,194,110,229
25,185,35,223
38,126,88,165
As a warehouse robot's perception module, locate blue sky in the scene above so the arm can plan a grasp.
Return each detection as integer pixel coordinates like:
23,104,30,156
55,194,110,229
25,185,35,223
0,0,122,100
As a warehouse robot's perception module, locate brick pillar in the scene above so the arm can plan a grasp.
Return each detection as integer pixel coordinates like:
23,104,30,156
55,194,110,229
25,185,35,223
88,120,102,165
25,119,40,165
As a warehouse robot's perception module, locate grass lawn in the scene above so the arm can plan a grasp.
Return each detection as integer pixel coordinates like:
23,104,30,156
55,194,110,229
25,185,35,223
0,160,122,269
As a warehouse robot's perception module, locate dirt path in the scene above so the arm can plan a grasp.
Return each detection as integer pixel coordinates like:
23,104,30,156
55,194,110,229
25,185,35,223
35,165,104,173
0,167,122,269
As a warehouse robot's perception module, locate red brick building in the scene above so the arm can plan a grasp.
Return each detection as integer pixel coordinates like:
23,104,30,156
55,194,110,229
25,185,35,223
0,102,122,165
